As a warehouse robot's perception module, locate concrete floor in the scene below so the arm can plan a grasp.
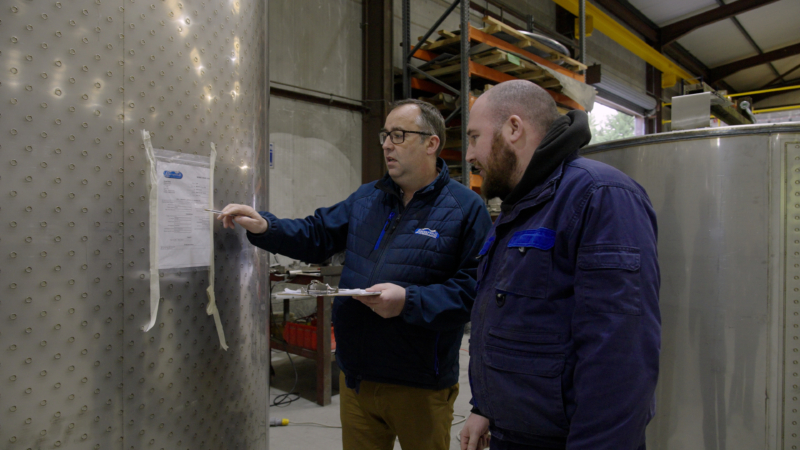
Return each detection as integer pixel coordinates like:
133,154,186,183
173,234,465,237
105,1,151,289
268,332,472,450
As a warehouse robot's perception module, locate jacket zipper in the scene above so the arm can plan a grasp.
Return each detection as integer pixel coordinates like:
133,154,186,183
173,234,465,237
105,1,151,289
367,199,410,286
373,212,395,250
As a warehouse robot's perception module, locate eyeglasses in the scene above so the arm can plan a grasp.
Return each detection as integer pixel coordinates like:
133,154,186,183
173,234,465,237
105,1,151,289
379,129,432,145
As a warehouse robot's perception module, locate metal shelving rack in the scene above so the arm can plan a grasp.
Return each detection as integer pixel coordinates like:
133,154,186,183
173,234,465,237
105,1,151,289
402,0,471,187
400,0,589,190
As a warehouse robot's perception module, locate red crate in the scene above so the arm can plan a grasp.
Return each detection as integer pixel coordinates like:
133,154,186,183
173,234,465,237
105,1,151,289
283,322,336,351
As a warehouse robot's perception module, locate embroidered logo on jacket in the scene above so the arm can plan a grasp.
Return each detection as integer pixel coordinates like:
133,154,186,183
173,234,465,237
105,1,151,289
414,228,440,239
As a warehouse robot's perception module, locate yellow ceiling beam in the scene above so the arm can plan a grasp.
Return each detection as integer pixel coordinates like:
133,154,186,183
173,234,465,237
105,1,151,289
551,0,699,88
753,105,800,114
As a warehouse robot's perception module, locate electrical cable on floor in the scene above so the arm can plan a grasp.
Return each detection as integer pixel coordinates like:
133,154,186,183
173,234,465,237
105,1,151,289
288,422,342,429
452,413,466,426
271,351,300,407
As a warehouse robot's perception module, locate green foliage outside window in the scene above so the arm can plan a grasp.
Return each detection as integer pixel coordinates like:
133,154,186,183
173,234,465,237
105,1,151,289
588,110,635,145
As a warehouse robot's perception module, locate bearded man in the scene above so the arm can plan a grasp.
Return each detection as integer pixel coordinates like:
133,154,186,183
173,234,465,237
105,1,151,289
459,80,661,450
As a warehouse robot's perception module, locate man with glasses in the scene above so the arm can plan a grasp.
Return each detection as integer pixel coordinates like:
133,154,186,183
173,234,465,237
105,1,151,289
218,99,491,450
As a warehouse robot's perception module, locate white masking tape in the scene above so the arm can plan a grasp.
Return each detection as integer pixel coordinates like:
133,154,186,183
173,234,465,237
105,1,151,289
141,129,161,332
207,142,228,350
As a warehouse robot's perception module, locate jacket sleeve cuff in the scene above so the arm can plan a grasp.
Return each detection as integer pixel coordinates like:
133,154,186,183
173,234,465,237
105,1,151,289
401,285,421,324
246,211,277,246
471,405,484,416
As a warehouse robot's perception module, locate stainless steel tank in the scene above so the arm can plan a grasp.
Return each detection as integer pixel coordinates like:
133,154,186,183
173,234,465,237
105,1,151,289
0,0,269,448
582,124,800,450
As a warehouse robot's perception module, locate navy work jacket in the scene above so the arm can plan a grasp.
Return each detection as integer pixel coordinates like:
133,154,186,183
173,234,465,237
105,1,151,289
469,155,660,449
249,159,491,390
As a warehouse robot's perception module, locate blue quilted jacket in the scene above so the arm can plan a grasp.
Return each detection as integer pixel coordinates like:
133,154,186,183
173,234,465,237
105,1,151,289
248,159,491,390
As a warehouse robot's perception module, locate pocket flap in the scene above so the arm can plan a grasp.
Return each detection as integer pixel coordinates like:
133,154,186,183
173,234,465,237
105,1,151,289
577,246,640,271
507,228,555,250
488,327,564,344
484,349,565,377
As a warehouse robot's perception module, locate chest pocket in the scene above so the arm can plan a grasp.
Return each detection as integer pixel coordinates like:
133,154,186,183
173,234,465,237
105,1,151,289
495,228,554,298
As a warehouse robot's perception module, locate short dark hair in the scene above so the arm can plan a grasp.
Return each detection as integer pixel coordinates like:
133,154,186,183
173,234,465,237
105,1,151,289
484,80,560,136
389,99,446,156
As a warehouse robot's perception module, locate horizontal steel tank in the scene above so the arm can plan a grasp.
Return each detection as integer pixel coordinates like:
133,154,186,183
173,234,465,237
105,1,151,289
0,0,269,448
582,124,800,450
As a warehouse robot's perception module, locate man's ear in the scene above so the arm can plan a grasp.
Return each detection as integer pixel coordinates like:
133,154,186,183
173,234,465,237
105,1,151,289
427,135,440,156
506,115,524,144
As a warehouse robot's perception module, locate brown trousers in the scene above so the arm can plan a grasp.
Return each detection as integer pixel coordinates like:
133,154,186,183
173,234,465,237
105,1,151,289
339,376,459,450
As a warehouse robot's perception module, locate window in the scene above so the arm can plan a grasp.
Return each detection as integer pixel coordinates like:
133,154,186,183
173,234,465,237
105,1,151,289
588,102,637,145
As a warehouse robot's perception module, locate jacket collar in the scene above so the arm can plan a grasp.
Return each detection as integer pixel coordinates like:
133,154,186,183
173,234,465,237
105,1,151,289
495,155,575,226
500,110,591,213
375,158,450,202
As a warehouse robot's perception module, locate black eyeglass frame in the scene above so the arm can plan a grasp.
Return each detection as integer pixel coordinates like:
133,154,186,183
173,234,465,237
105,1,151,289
379,129,433,145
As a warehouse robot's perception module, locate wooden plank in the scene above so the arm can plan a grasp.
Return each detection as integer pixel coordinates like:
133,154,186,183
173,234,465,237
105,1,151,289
469,26,585,82
469,60,519,84
538,79,563,89
472,51,510,67
423,35,461,52
420,92,457,111
416,36,436,47
420,63,464,78
516,39,560,62
493,63,527,73
519,70,548,81
482,15,530,42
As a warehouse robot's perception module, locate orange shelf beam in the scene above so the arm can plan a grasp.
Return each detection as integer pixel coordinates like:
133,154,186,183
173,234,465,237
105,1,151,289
410,78,451,95
468,60,517,83
412,49,439,62
548,90,584,111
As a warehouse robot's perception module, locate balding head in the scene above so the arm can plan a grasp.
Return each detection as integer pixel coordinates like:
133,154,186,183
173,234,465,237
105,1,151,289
466,80,563,200
482,80,560,140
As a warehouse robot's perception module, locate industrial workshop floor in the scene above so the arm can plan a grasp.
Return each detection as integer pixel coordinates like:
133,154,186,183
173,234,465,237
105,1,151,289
269,331,471,450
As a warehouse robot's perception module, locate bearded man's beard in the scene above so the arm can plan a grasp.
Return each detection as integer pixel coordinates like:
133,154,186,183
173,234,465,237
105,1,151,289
480,130,518,201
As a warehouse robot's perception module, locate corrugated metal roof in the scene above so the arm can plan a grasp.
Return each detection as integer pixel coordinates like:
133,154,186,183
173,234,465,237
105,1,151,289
627,0,718,27
734,1,800,51
675,20,755,68
724,65,777,90
624,0,800,100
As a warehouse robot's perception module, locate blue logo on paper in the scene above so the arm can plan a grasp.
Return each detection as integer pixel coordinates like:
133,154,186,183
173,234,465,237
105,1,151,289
163,170,183,179
415,228,439,239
